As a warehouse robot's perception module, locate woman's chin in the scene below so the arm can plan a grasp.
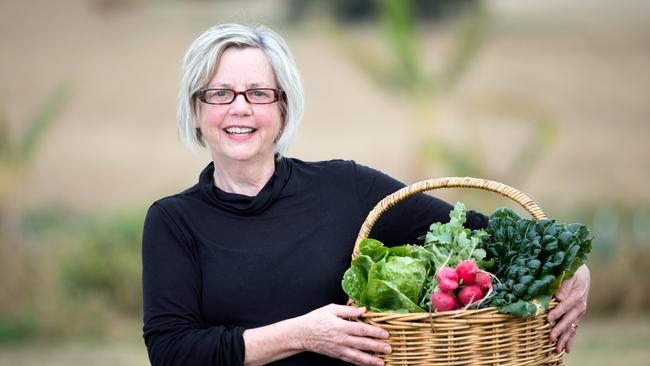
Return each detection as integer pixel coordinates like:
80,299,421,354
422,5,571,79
215,148,273,164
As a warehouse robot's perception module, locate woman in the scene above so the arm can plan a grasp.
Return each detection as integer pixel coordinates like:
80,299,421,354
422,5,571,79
142,23,590,366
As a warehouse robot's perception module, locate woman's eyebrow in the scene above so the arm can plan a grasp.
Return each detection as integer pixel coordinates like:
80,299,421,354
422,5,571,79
207,82,233,88
206,82,273,89
248,82,272,88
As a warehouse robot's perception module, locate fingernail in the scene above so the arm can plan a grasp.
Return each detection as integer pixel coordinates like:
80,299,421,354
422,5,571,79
384,346,391,354
382,331,390,339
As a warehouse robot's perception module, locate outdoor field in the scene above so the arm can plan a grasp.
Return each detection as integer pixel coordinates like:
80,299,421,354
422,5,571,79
1,0,648,365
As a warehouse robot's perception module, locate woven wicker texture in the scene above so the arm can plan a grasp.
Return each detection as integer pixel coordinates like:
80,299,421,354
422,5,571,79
351,177,564,365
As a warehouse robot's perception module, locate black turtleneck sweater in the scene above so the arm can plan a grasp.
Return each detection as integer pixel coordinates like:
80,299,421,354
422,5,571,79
142,158,487,366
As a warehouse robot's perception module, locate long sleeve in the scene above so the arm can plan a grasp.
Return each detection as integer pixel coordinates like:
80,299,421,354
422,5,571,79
142,203,246,366
352,162,487,246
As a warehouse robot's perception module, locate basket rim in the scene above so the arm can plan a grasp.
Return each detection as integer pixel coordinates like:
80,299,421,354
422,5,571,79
352,176,546,260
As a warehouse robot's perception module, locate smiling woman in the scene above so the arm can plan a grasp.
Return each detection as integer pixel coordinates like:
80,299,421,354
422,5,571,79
141,23,590,366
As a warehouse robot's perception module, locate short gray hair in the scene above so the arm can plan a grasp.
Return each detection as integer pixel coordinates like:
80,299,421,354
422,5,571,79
177,23,304,156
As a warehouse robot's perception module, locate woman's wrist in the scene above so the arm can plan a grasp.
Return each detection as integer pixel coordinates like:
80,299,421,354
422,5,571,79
242,316,306,365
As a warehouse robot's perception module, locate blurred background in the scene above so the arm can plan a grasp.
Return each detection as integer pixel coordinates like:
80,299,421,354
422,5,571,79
1,0,649,364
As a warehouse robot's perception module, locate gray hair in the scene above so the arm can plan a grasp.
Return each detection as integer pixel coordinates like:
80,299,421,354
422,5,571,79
177,23,304,156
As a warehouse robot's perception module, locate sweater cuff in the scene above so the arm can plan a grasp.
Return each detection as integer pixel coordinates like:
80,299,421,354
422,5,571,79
224,326,246,366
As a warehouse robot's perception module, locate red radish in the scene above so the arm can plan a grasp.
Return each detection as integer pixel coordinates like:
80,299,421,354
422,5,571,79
436,267,459,293
431,291,459,312
475,271,493,295
458,285,484,306
456,260,479,285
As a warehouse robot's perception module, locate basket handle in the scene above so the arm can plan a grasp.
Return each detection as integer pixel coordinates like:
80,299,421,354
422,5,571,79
352,177,546,259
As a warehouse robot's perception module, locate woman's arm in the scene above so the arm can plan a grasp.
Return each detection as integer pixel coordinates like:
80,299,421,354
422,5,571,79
243,304,390,366
143,203,246,365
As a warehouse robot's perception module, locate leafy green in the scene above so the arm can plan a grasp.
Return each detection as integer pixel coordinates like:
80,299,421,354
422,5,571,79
479,208,592,316
424,202,487,269
342,204,592,317
342,239,429,312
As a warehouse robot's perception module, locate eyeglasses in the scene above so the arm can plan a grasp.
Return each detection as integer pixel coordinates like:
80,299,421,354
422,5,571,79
194,88,283,105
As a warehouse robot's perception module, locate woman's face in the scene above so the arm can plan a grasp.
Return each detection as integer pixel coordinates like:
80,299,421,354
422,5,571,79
196,47,283,165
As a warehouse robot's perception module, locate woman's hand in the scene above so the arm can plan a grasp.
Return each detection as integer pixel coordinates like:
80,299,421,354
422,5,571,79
547,264,590,353
297,304,391,366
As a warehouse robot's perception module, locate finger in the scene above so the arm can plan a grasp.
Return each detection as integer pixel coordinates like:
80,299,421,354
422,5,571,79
347,321,390,340
550,306,583,341
555,326,575,354
339,347,385,366
548,289,583,323
344,335,391,354
329,304,367,319
565,332,575,353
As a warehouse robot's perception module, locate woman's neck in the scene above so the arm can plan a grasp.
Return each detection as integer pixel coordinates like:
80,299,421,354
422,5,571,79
212,156,276,197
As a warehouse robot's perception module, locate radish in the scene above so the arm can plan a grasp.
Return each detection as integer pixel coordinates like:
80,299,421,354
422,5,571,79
456,259,479,285
431,291,459,312
436,267,459,293
475,271,493,295
458,285,483,306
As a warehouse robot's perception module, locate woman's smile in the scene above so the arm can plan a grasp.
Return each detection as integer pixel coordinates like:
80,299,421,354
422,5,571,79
223,125,258,141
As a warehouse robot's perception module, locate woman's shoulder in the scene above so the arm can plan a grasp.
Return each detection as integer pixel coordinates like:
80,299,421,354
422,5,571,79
147,183,202,215
284,157,393,189
285,156,377,176
286,156,355,170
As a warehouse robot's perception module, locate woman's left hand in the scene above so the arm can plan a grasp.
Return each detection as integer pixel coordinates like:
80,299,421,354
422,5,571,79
547,264,590,353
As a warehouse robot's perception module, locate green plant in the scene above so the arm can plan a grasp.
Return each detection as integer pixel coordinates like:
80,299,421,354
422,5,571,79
59,210,144,315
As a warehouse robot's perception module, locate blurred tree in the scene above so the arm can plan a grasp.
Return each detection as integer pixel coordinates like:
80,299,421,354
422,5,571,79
297,0,559,189
0,81,72,316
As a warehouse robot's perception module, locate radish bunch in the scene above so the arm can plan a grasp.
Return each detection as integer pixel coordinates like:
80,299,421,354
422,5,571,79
431,259,493,312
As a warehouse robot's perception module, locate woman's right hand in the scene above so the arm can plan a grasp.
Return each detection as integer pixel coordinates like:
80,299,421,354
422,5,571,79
296,304,391,366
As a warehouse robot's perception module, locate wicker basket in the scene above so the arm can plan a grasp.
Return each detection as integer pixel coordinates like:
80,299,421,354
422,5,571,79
351,177,564,366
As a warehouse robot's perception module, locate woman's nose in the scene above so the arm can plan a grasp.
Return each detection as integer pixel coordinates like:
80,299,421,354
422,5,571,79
229,94,252,115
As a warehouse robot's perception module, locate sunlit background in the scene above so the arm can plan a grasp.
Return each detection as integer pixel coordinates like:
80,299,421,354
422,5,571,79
1,0,649,365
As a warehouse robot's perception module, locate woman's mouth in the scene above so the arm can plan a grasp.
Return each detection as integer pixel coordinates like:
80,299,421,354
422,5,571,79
224,126,256,136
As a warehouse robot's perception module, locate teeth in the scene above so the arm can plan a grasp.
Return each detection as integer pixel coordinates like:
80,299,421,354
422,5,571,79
225,127,255,134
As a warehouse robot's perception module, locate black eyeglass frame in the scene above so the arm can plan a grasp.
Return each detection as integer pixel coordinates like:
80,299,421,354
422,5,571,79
194,88,284,105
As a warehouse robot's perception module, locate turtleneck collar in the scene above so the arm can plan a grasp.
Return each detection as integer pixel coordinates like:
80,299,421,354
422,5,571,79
198,157,292,215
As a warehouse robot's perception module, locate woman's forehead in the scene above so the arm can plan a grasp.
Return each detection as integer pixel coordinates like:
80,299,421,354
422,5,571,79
210,47,276,85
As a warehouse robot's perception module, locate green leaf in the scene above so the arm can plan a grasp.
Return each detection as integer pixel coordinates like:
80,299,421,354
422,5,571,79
342,266,367,305
498,295,550,317
359,239,388,262
471,248,486,261
449,202,467,226
365,278,425,313
378,256,428,304
525,274,556,299
388,245,412,258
